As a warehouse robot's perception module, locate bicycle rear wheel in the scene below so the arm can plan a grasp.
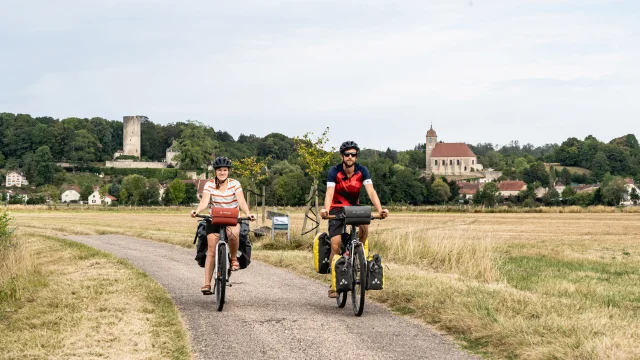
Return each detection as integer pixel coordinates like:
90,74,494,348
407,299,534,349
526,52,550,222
351,246,366,316
216,243,227,311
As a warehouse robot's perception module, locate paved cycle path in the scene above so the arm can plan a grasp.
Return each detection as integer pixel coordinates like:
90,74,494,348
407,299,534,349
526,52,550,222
65,234,478,360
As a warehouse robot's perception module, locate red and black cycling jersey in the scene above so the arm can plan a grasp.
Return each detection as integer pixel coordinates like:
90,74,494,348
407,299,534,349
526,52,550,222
327,163,372,209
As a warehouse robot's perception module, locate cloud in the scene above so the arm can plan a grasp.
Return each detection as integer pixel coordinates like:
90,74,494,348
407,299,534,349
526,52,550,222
1,0,639,150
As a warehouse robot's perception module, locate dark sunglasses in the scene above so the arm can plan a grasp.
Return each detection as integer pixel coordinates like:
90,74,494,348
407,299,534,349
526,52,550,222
343,152,358,158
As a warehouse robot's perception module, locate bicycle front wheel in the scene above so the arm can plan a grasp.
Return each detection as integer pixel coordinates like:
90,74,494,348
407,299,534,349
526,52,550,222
216,244,227,311
351,246,366,316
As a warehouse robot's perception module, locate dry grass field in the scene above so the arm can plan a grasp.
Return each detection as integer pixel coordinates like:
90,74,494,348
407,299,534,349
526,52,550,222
0,211,191,360
5,208,640,359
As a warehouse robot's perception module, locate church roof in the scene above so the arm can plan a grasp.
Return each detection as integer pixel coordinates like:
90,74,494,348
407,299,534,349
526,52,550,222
426,125,437,137
431,143,476,157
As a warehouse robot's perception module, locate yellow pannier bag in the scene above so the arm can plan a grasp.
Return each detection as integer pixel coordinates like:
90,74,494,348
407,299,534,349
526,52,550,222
331,254,352,292
313,232,331,274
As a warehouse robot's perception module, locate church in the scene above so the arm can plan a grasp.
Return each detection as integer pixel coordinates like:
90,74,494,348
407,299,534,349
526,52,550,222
425,126,483,176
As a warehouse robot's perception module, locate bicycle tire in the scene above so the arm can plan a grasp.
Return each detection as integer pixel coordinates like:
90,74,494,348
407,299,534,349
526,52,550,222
351,246,366,316
216,243,227,311
337,291,348,308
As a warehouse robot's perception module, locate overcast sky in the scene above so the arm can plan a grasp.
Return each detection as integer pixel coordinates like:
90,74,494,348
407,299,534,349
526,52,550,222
1,0,638,151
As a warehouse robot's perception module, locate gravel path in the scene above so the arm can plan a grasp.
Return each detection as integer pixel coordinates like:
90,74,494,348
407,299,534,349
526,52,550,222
65,234,478,360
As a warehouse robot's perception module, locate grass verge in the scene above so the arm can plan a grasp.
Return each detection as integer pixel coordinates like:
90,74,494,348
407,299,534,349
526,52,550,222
0,232,191,360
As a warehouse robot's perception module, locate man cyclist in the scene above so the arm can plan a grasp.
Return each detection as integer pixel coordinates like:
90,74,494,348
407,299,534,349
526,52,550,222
320,141,389,298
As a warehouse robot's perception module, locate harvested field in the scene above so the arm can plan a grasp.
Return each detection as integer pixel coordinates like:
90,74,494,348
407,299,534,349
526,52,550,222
8,209,640,359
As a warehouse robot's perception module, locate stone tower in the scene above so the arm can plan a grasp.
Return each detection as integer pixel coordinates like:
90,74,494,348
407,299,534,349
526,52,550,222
123,116,145,158
425,125,437,175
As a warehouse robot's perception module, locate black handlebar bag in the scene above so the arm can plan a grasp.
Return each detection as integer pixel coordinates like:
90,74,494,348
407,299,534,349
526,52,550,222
343,206,371,226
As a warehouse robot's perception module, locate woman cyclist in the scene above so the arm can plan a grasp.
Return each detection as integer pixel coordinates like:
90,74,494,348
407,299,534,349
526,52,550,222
191,156,255,295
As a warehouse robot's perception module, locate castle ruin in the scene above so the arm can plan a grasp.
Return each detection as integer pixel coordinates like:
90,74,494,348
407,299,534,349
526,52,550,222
123,115,146,158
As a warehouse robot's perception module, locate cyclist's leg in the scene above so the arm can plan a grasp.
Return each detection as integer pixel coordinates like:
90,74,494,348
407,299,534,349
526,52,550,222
327,208,345,298
226,224,241,269
328,207,345,266
358,224,369,248
204,224,221,287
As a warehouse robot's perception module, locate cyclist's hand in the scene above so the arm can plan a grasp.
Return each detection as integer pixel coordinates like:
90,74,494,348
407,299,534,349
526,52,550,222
320,208,328,219
190,210,197,218
380,209,389,218
249,214,256,222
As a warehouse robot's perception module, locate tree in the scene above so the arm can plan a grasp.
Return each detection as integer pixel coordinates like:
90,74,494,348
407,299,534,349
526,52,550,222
174,121,218,170
31,146,57,185
67,130,100,167
122,174,147,205
80,184,94,202
99,184,111,206
0,153,5,168
167,179,186,205
561,186,575,204
144,178,161,205
600,175,626,206
181,183,198,205
522,162,549,185
430,178,451,204
591,152,610,181
293,127,334,213
40,185,61,204
542,188,561,206
560,168,572,185
234,156,269,192
480,182,500,207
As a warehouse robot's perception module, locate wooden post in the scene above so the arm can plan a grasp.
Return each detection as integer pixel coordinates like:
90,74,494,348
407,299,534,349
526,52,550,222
314,181,319,235
262,185,266,224
301,185,315,235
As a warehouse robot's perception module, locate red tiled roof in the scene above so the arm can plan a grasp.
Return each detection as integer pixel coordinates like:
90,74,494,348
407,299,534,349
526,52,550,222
106,195,117,200
625,178,635,185
431,143,476,158
498,181,527,192
64,185,81,193
574,184,599,192
457,182,481,195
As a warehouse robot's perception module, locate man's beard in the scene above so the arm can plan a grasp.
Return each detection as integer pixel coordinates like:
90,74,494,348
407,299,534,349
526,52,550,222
342,160,355,169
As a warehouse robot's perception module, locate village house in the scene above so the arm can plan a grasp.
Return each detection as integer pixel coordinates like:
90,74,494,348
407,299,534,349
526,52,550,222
497,181,527,198
457,182,482,199
5,171,29,187
61,185,81,203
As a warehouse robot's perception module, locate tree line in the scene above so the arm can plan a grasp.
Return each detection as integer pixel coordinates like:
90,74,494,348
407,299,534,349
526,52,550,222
1,112,639,207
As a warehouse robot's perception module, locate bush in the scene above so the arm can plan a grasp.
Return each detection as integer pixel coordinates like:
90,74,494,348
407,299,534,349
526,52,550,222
26,196,47,205
102,167,184,182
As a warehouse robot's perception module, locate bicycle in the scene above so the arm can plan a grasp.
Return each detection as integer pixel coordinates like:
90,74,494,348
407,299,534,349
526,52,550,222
196,213,252,311
325,206,384,316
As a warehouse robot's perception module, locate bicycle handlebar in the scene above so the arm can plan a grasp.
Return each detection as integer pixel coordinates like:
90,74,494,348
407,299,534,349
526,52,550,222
195,214,254,221
323,214,386,220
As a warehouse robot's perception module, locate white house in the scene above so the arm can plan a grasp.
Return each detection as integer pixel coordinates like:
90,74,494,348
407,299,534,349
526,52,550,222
5,171,29,187
622,178,640,206
61,186,81,203
104,195,117,205
88,189,102,205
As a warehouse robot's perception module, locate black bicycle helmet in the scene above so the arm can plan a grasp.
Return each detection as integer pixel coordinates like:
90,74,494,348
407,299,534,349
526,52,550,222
339,141,360,155
212,156,233,169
